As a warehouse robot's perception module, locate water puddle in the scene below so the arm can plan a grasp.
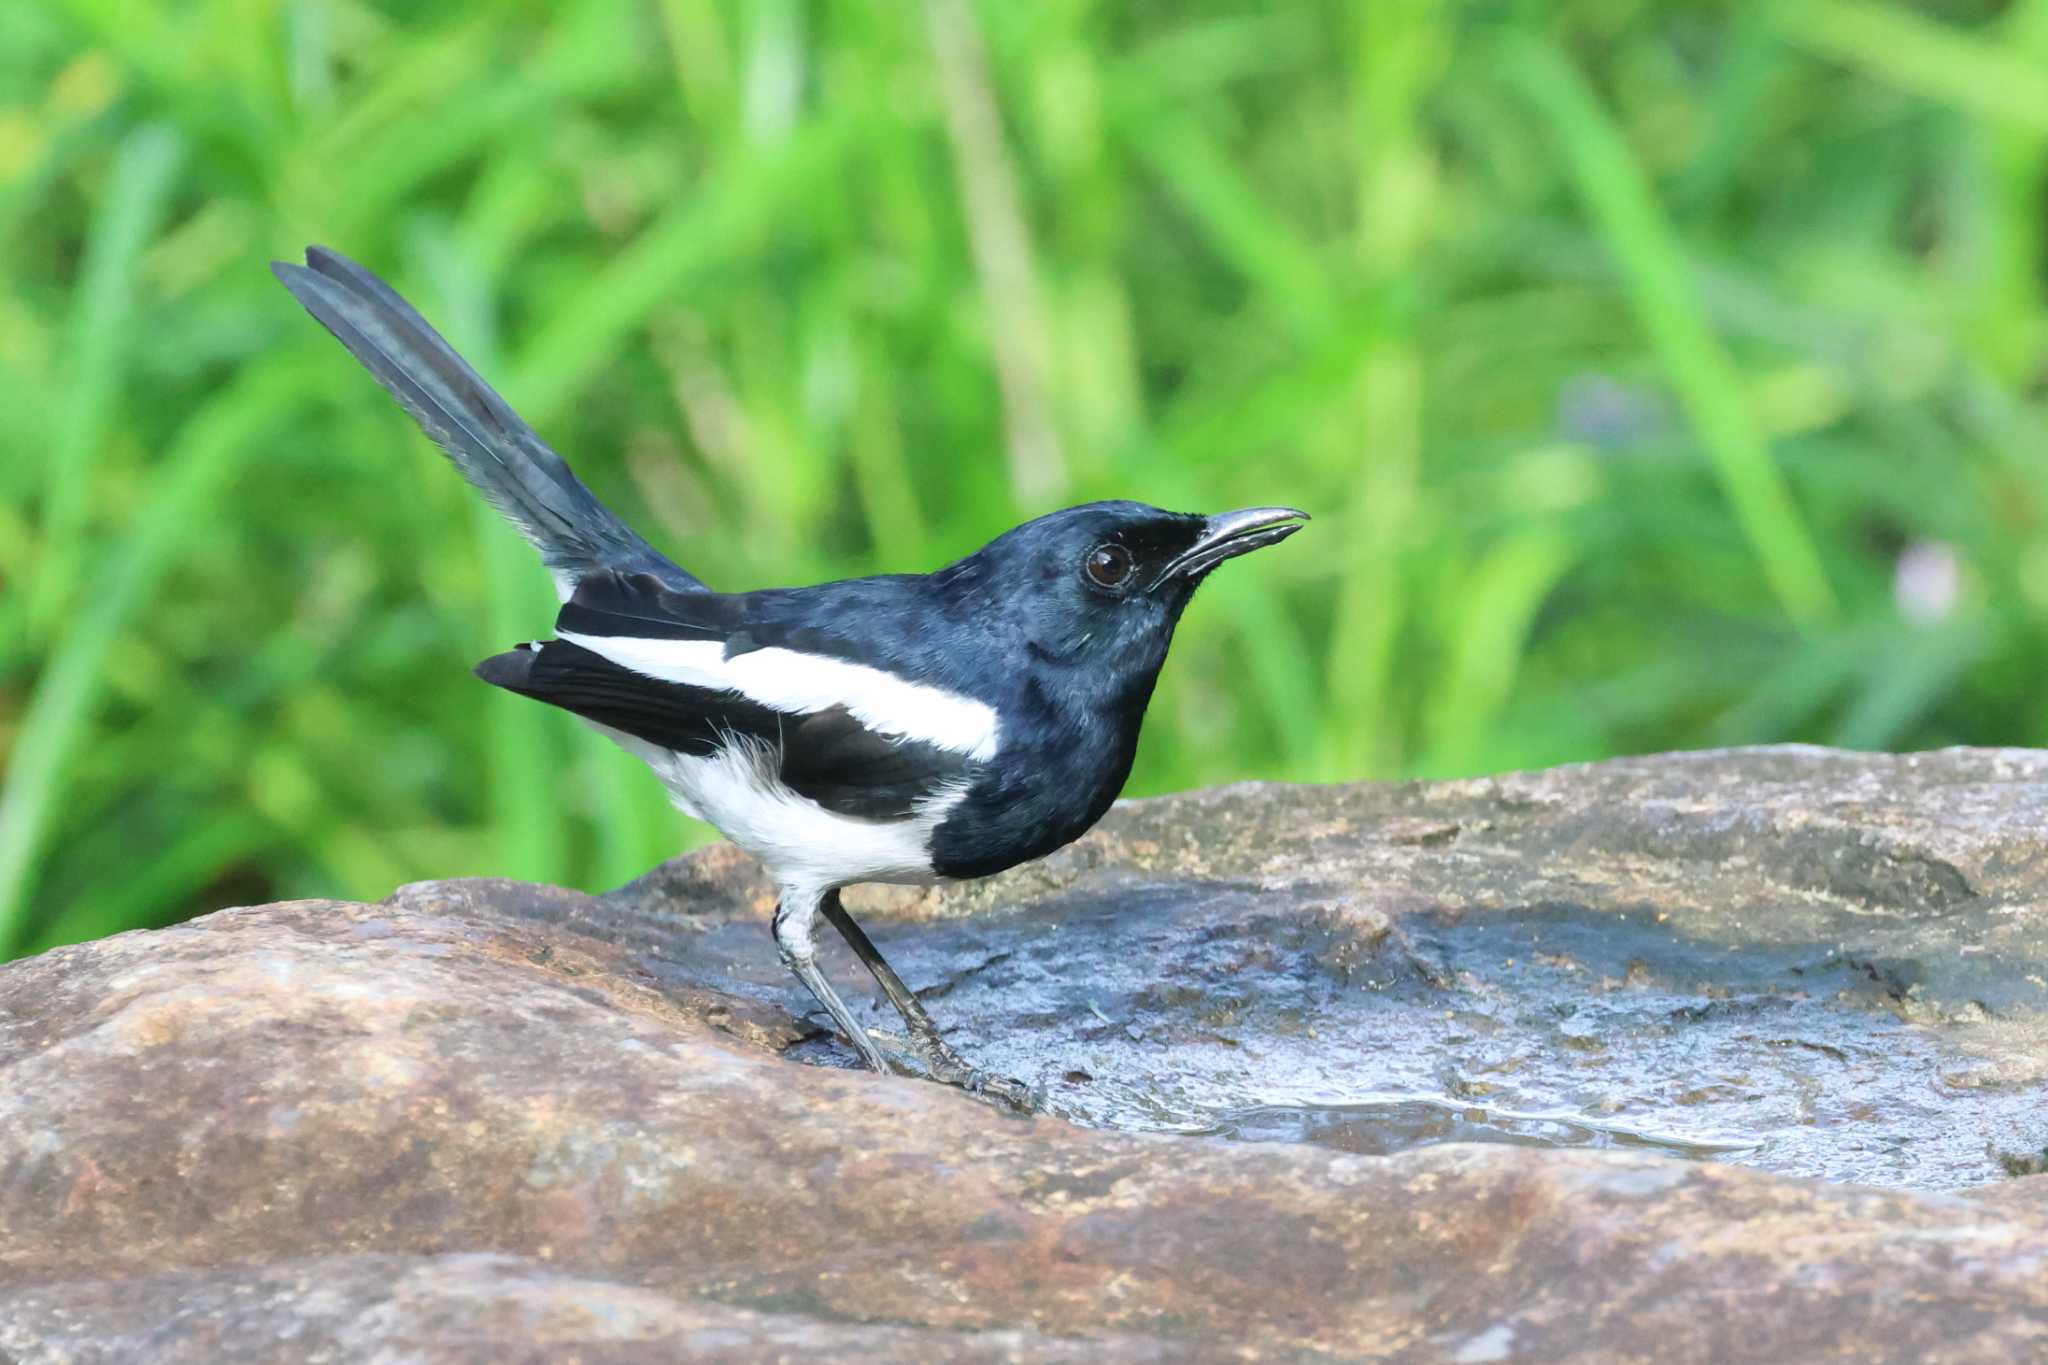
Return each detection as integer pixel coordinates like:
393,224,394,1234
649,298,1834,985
635,871,2048,1190
810,885,2048,1189
1194,1097,1763,1160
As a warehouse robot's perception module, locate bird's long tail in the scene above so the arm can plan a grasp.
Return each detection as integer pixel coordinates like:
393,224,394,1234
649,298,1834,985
271,246,701,597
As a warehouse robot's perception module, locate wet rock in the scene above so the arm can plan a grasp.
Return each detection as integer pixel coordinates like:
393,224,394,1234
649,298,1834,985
599,746,2048,1191
3,747,2048,1359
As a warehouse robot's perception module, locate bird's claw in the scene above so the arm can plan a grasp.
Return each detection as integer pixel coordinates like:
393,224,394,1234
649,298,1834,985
912,1042,1035,1113
968,1070,1038,1114
834,1020,1034,1111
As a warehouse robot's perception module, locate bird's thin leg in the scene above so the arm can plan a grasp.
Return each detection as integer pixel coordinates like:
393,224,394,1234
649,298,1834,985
818,891,959,1064
773,893,893,1075
819,890,1032,1110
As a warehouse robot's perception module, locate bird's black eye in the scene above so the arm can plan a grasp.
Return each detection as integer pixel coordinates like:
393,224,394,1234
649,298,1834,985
1084,543,1135,589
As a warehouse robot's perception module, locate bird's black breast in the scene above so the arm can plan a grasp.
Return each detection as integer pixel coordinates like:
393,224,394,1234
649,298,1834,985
925,671,1155,879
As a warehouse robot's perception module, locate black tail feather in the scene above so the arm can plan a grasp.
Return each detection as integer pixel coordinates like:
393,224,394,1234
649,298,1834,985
473,646,541,693
273,246,702,596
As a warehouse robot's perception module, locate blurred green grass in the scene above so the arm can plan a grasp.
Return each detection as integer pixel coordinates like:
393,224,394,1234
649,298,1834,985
5,0,2048,957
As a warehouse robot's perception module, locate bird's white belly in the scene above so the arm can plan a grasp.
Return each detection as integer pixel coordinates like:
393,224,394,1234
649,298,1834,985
590,725,947,891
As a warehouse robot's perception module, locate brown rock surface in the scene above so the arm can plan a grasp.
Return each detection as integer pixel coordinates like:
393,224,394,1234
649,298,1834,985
3,747,2047,1360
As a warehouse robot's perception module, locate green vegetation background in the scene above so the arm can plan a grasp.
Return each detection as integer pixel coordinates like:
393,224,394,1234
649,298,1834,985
4,0,2045,958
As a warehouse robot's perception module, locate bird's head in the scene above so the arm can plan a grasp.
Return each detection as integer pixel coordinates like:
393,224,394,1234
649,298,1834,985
951,500,1308,682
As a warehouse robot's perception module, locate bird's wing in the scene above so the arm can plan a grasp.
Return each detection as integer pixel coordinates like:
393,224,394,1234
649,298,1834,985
477,571,998,820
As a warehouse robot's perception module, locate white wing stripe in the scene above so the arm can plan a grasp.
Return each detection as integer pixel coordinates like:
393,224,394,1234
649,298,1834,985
556,632,1001,761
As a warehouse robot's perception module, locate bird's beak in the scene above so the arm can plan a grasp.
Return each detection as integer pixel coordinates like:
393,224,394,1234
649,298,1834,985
1154,506,1310,587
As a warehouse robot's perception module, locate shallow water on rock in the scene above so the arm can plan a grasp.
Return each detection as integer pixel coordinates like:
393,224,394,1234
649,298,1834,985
771,883,2048,1190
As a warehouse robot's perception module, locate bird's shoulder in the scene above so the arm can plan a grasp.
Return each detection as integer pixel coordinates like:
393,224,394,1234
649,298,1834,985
558,568,941,667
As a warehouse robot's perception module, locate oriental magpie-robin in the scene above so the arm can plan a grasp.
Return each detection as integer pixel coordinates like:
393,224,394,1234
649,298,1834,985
273,246,1305,1105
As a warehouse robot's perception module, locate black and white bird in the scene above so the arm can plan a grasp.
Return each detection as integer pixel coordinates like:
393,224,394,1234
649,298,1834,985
273,246,1305,1104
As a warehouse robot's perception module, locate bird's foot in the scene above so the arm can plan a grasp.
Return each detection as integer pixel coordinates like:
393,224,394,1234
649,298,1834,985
823,1021,1032,1110
914,1041,1035,1113
930,1056,1036,1113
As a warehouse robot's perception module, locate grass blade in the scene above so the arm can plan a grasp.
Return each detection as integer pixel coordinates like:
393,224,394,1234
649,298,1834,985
0,365,296,950
1499,33,1836,625
1772,1,2048,135
26,122,185,641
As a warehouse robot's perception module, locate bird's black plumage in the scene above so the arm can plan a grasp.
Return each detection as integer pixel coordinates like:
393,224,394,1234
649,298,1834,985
476,628,972,822
275,246,1305,1103
270,247,699,594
